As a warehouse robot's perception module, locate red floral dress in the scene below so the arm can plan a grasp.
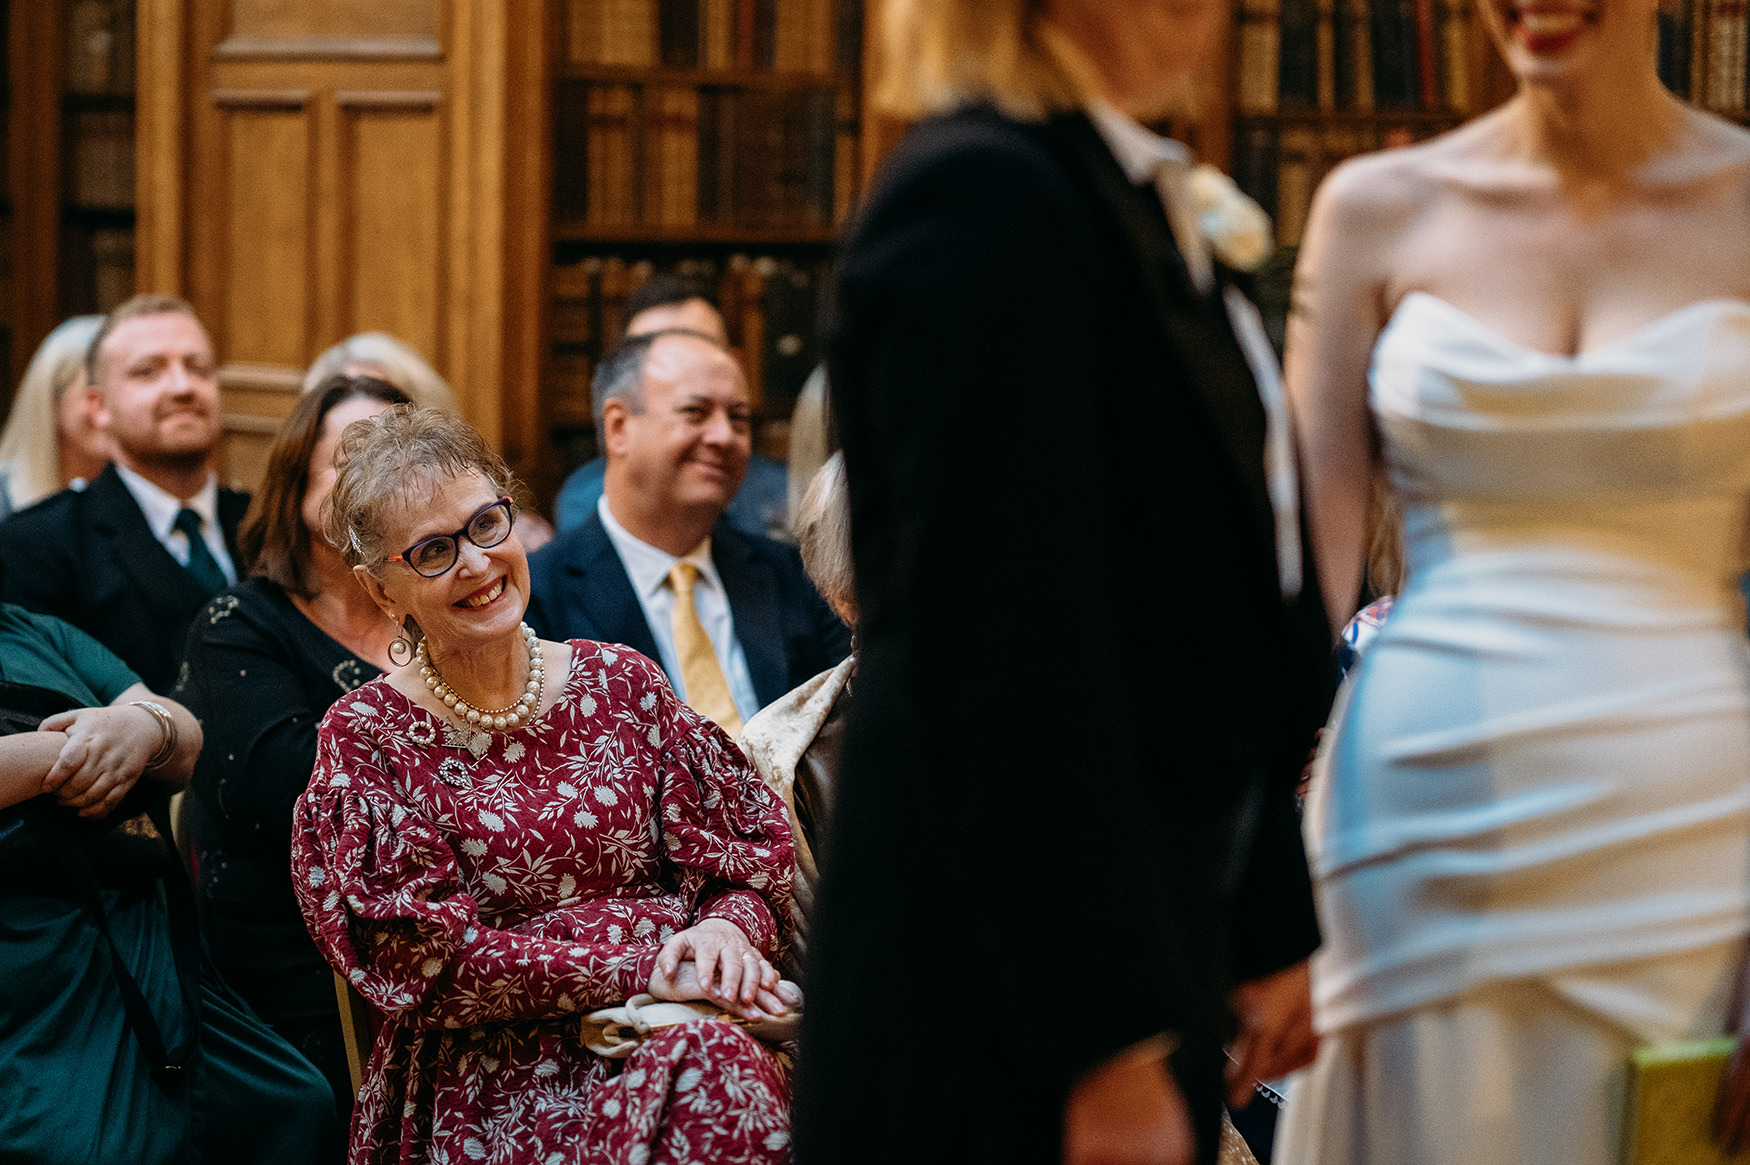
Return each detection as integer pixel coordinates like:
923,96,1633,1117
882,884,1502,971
292,640,796,1165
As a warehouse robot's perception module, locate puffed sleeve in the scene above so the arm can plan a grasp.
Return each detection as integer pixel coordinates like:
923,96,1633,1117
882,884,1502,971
647,665,795,958
292,699,663,1029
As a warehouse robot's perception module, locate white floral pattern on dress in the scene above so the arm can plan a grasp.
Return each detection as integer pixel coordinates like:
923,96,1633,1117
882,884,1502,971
293,640,795,1165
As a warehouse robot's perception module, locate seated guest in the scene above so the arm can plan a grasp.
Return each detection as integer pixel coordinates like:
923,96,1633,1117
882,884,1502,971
0,294,246,692
176,374,411,1121
0,595,335,1163
527,330,849,734
302,331,458,413
737,453,854,978
553,273,791,540
293,404,799,1165
0,315,109,518
304,331,555,553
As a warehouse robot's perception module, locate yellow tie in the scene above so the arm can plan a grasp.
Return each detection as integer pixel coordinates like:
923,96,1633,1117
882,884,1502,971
668,561,743,734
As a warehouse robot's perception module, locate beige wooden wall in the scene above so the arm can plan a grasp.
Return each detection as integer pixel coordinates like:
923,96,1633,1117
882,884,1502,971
137,0,550,495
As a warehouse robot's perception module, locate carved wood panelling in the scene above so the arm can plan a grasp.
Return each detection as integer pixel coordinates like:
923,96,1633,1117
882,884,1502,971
343,104,443,363
140,0,548,494
220,104,313,366
228,0,438,42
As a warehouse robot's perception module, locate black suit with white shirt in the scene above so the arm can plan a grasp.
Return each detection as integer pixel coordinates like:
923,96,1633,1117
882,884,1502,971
793,106,1337,1165
0,463,249,692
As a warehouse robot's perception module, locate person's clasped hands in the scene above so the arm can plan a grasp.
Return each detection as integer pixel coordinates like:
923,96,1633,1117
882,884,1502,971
647,917,802,1022
38,703,166,819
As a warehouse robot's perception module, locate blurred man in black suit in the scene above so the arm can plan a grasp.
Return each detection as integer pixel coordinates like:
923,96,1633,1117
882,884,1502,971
0,295,246,691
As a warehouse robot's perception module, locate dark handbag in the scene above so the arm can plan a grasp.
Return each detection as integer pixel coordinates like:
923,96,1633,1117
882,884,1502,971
0,679,201,1088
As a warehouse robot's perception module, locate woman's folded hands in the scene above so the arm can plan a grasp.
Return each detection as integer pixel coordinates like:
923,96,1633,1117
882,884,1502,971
647,917,802,1021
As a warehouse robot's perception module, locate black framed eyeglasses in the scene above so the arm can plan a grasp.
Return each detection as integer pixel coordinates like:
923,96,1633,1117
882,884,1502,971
386,497,517,578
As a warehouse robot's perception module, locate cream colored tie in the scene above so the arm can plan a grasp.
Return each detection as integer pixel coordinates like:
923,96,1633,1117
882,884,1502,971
668,562,743,734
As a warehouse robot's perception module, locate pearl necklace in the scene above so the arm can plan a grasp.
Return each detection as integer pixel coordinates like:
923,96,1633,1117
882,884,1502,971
416,623,544,731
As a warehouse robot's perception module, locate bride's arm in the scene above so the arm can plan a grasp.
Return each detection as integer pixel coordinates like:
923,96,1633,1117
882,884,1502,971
1286,155,1408,637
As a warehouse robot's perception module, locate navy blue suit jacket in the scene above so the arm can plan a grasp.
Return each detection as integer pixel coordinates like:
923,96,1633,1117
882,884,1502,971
0,463,249,693
524,509,849,709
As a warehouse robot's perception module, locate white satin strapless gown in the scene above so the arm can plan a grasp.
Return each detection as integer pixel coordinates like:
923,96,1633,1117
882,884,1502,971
1278,293,1750,1164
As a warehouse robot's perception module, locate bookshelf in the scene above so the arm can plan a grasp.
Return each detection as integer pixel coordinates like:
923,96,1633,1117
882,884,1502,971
1221,0,1750,305
4,0,135,399
545,0,863,494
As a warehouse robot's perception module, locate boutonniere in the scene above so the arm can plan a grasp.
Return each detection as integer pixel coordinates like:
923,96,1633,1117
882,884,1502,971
1186,164,1274,274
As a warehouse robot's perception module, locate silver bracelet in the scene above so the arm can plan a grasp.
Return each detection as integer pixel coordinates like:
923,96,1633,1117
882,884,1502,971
129,700,178,772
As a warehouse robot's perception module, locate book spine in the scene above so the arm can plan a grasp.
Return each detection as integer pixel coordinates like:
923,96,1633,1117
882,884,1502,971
1348,0,1376,109
568,0,604,63
1278,0,1319,107
659,0,701,66
1316,0,1339,109
736,0,757,68
1692,0,1713,102
1237,0,1283,113
704,0,735,67
1232,124,1280,225
1733,0,1749,111
1275,127,1318,248
1438,0,1471,110
1710,0,1730,107
1657,0,1691,96
834,86,857,223
806,88,835,226
1371,0,1410,108
1412,0,1440,108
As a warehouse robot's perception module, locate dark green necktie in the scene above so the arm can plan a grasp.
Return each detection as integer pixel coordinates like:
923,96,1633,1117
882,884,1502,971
173,507,228,596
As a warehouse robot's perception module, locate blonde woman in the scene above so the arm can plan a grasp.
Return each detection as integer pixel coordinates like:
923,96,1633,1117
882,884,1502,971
795,1,1334,1163
1279,0,1750,1156
0,315,109,517
301,332,459,414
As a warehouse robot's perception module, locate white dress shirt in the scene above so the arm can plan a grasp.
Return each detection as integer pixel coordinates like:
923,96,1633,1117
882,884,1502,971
113,463,239,586
1086,101,1303,598
597,494,761,720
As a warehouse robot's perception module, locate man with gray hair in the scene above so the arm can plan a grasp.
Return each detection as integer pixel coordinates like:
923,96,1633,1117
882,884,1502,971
527,328,846,733
0,294,247,690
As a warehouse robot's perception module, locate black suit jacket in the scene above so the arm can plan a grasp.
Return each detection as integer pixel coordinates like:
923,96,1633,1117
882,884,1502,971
0,463,250,693
524,510,849,709
794,108,1337,1165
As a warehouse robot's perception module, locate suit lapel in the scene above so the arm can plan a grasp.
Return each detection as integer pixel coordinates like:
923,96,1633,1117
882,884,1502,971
713,528,784,707
562,513,663,662
1045,113,1275,533
87,465,210,613
218,487,250,563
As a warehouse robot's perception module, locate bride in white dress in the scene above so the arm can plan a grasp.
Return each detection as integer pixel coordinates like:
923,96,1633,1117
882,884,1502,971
1277,0,1750,1159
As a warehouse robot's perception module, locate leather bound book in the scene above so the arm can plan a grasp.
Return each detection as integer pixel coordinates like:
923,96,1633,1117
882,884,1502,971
1623,1038,1750,1165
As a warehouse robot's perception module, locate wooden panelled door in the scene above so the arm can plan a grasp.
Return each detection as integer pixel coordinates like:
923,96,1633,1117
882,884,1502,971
136,0,548,493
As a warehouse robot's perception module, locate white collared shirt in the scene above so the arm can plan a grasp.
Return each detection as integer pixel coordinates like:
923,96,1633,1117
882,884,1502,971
113,463,238,586
1085,101,1303,598
597,494,761,720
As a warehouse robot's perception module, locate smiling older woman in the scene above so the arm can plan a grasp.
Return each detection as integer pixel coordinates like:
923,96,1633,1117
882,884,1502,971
290,405,799,1165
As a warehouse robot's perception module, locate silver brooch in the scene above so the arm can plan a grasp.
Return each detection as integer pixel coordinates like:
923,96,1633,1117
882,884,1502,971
437,757,469,788
445,724,492,760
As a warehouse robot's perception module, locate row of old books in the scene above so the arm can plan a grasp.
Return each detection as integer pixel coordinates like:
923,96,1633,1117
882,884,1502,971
69,110,135,210
554,82,854,230
1232,122,1442,249
67,0,136,96
1657,0,1750,112
568,0,852,74
1237,0,1474,113
549,254,827,429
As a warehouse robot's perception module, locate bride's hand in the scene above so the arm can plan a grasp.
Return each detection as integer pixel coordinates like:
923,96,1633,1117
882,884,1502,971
647,918,796,1020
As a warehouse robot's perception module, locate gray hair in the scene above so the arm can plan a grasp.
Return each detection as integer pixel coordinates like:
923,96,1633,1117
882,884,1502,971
303,332,460,414
590,327,728,434
323,404,521,574
796,452,855,626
